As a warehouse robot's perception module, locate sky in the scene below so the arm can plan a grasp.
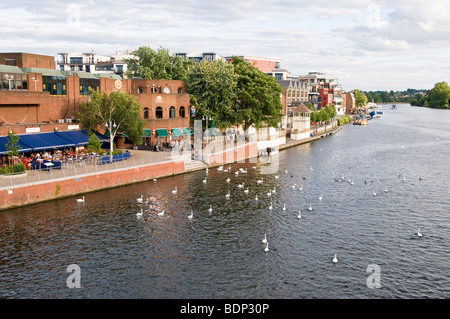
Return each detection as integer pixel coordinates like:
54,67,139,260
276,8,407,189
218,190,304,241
1,0,449,92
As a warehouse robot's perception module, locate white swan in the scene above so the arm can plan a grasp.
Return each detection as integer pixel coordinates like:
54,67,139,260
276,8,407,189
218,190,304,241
226,178,231,182
274,175,279,179
244,187,249,194
297,210,302,219
291,184,297,189
269,201,273,210
308,203,312,211
262,233,267,244
153,178,157,182
373,190,376,197
203,178,207,183
157,211,165,216
208,205,213,213
255,195,258,201
417,227,423,238
257,178,263,184
217,166,223,171
318,194,323,201
172,187,178,194
238,182,245,189
136,208,143,217
299,185,303,191
264,242,269,252
272,187,276,194
267,190,272,197
76,196,85,203
188,210,194,219
385,187,388,193
282,204,286,211
333,254,338,264
136,195,144,203
225,190,230,198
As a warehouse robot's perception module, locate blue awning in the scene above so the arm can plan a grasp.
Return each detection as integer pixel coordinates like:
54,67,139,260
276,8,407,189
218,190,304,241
18,132,77,151
54,129,108,146
0,130,109,154
0,136,32,155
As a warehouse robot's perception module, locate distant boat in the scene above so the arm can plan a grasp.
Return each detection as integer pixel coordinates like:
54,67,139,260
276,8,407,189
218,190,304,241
391,104,397,109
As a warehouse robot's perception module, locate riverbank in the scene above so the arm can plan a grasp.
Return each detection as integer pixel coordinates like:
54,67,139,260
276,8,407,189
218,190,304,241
0,125,343,211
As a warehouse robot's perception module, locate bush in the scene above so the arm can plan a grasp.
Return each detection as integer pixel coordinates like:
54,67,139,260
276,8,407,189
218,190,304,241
0,163,26,175
337,115,352,126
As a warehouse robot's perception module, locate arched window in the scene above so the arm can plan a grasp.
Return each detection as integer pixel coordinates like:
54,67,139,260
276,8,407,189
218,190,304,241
137,86,145,94
177,87,183,94
179,106,185,118
163,86,171,94
143,107,149,119
169,106,176,118
156,107,163,119
150,86,158,94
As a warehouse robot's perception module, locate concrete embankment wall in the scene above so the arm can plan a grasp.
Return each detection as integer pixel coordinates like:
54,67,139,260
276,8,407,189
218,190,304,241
0,160,185,211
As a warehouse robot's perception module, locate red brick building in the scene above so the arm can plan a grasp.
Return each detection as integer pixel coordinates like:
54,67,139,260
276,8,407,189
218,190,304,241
0,52,190,151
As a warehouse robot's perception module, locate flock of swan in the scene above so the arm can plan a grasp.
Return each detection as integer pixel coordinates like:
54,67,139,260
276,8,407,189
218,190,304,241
75,161,424,263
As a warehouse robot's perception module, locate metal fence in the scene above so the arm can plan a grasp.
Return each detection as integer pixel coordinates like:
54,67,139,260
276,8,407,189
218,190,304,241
0,150,192,190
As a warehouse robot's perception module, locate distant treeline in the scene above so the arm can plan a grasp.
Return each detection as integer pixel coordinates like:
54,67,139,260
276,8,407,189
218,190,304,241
362,82,450,109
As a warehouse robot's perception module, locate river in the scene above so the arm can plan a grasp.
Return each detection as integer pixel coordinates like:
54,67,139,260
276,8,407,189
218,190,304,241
1,104,449,299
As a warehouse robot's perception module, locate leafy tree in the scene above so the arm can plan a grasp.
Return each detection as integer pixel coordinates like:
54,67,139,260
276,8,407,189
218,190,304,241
78,90,146,153
5,130,21,158
125,46,193,81
353,89,368,107
324,105,337,119
230,56,283,131
186,59,237,130
427,81,450,108
87,133,103,153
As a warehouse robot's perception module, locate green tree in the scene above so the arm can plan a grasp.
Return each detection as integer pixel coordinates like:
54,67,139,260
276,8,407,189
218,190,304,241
427,81,450,108
353,89,368,107
87,133,103,153
186,59,237,129
324,105,337,119
5,130,21,158
230,56,283,131
125,46,193,81
78,90,145,159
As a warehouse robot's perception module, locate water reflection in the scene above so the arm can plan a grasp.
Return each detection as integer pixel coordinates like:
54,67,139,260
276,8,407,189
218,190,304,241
1,105,450,298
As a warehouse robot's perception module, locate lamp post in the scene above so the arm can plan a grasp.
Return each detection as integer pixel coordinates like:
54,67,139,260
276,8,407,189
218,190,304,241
4,74,14,90
105,119,118,164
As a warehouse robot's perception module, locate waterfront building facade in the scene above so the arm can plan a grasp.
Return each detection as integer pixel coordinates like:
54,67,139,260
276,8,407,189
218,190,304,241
0,52,190,151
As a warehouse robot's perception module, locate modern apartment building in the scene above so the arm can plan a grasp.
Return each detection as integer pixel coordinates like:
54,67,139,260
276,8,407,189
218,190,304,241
57,50,134,78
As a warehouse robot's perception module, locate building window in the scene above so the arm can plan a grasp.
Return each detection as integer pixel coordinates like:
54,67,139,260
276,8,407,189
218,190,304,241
177,87,183,94
144,107,149,119
137,86,145,94
179,106,185,118
42,75,67,96
79,78,100,96
164,86,171,94
169,106,176,118
0,73,28,90
70,57,83,64
150,86,158,94
156,107,163,119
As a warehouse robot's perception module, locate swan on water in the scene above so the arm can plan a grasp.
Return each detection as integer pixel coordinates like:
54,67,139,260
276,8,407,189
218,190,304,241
417,227,423,238
225,190,231,198
208,205,213,213
282,204,286,211
308,203,312,211
255,195,258,201
136,195,144,203
226,178,231,182
297,210,302,219
274,175,279,180
373,190,376,197
269,201,273,210
188,210,194,219
333,254,338,264
291,184,297,189
257,178,263,184
76,196,85,203
244,187,249,194
157,211,165,216
203,178,207,183
264,242,269,252
136,208,143,217
318,194,323,201
262,233,267,244
172,187,178,194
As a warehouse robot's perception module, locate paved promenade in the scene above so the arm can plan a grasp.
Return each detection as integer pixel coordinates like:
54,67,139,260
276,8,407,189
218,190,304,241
0,125,342,191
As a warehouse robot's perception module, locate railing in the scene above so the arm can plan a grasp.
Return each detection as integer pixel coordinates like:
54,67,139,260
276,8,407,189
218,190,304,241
0,151,194,190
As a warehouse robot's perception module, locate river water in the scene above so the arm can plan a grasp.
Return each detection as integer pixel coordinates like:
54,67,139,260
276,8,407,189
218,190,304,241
1,104,449,299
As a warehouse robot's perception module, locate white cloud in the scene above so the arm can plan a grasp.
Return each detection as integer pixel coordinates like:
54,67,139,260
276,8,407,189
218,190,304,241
0,0,449,90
